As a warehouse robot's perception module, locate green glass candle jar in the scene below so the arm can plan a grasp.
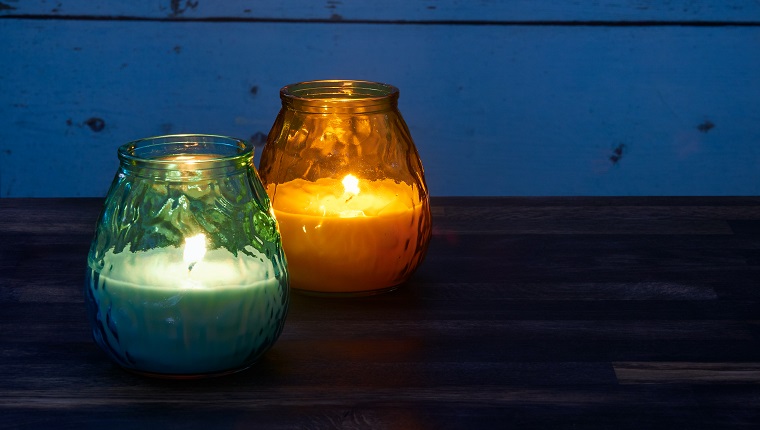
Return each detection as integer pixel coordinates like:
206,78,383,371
84,134,289,378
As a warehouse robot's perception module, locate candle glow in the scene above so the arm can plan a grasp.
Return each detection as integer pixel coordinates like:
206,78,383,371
87,245,282,374
183,233,207,271
85,134,289,376
268,176,426,293
257,79,432,295
342,174,360,196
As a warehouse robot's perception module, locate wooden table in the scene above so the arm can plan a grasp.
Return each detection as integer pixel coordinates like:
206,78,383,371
2,197,760,429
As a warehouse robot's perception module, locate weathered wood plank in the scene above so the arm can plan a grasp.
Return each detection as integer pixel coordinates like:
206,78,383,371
614,362,760,384
2,197,760,428
1,0,759,22
0,397,758,430
7,281,721,303
1,21,758,197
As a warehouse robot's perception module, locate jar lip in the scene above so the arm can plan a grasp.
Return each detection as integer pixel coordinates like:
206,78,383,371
280,80,399,105
118,134,252,170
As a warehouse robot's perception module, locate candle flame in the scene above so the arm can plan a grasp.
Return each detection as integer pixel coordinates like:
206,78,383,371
342,174,360,196
338,174,366,217
183,233,207,271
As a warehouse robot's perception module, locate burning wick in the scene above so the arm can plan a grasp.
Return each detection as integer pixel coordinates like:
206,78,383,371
183,233,207,272
342,174,360,202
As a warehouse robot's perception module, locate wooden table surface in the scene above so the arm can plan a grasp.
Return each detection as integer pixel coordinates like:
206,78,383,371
2,197,760,429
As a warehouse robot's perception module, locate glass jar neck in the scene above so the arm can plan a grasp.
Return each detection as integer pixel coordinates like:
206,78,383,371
118,134,252,181
280,80,399,114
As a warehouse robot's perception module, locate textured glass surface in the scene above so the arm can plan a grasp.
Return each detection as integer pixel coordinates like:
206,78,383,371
85,135,289,377
259,80,431,296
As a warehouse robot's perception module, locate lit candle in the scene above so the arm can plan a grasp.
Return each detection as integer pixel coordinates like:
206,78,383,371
86,233,284,375
268,175,426,294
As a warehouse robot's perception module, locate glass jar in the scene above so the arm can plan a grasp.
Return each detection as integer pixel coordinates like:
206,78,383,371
258,80,432,296
84,134,289,378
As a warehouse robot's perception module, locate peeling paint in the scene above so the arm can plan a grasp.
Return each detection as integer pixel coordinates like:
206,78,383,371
697,120,715,133
170,0,199,17
609,143,626,164
84,117,106,132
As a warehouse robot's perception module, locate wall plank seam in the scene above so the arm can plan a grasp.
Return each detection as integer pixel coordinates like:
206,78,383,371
3,15,760,26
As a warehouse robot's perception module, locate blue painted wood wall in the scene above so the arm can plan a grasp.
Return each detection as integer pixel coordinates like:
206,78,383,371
1,1,759,197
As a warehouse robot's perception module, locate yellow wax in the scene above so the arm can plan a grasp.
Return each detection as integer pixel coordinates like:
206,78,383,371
268,177,425,293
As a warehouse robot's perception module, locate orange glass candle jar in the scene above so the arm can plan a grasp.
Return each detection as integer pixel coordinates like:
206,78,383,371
259,80,431,296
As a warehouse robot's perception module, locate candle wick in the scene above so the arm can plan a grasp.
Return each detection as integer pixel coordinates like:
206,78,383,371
345,195,354,203
187,262,197,272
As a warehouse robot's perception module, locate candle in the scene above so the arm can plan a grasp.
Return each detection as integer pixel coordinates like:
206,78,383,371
267,175,426,294
85,234,285,375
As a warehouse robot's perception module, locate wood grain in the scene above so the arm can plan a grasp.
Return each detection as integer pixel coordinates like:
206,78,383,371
614,362,760,384
1,197,760,428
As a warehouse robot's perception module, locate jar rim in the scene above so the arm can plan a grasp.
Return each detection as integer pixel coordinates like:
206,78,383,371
118,134,252,171
280,80,399,112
